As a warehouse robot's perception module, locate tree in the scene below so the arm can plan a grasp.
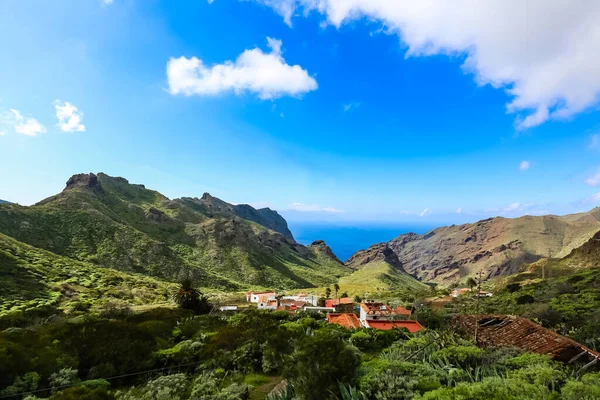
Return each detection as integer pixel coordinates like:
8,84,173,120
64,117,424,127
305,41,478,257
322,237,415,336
325,287,332,299
334,284,340,299
428,282,438,295
341,292,349,298
284,329,361,399
466,277,477,292
353,295,362,303
174,279,212,315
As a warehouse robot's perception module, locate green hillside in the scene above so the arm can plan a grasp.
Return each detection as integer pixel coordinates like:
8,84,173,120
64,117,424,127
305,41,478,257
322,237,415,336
339,261,429,294
0,173,350,291
0,232,176,317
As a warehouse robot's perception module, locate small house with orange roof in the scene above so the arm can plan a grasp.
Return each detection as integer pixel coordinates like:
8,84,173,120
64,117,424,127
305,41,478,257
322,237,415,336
325,297,354,313
327,313,362,329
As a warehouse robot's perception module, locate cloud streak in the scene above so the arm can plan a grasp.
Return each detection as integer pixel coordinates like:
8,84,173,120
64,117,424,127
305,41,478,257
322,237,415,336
289,202,344,213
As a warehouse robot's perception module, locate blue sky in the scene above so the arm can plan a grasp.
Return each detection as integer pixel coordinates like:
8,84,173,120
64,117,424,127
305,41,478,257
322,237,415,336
1,0,600,225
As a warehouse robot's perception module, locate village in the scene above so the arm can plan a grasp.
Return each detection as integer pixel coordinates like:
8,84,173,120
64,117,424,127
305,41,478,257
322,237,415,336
217,287,600,371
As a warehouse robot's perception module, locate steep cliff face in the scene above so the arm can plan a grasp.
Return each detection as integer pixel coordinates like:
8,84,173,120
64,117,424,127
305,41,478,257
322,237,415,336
0,173,350,290
345,242,404,271
384,210,600,284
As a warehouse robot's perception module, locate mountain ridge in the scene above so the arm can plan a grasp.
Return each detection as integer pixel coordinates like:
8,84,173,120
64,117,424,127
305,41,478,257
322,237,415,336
0,172,351,290
380,209,600,284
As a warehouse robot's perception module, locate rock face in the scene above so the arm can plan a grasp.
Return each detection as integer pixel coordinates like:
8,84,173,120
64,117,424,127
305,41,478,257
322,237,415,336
309,240,343,264
384,210,600,284
345,242,405,271
65,173,101,190
233,204,295,241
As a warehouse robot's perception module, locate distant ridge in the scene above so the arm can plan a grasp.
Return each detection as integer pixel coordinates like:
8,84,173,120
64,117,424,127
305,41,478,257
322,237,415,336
376,209,600,284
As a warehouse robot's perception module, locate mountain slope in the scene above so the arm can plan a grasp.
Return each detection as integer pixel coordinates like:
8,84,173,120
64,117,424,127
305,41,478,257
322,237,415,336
385,210,600,284
0,173,350,290
340,243,428,293
0,200,10,205
0,232,176,317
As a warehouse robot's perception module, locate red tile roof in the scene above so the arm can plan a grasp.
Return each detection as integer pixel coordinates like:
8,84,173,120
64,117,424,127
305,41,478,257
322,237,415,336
327,313,362,329
360,302,392,315
366,320,424,332
453,315,600,364
393,307,412,316
326,298,354,307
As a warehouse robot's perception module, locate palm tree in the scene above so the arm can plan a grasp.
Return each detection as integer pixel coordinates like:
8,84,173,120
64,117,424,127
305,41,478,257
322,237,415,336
325,287,332,299
466,277,477,293
174,279,211,314
334,283,340,299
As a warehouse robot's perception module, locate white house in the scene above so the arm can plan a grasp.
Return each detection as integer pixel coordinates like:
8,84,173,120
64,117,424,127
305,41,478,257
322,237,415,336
246,291,277,303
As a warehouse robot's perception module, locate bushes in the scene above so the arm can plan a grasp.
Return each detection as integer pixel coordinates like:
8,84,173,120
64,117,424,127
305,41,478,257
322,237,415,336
516,294,535,304
283,329,361,400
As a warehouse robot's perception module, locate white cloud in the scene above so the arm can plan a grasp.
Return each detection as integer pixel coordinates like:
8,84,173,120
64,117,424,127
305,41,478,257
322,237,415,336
456,208,462,214
289,202,344,213
504,202,521,212
586,171,600,187
102,0,113,5
343,102,360,112
1,109,46,136
419,208,431,217
519,160,530,171
54,100,86,133
258,0,600,128
167,37,317,100
585,193,600,203
0,131,5,136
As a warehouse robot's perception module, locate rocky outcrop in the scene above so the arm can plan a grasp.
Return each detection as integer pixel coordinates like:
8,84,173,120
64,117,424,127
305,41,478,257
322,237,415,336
383,210,600,284
309,240,343,264
345,242,405,271
65,173,101,191
233,204,295,241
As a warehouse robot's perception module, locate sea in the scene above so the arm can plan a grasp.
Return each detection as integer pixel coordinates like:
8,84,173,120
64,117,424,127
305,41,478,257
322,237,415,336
287,222,438,262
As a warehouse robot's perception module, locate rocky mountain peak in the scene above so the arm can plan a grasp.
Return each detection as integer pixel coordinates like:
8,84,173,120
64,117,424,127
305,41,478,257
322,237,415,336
345,242,405,271
65,173,102,191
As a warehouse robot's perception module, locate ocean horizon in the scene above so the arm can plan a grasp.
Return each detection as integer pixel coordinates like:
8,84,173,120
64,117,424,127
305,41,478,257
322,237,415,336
288,222,439,262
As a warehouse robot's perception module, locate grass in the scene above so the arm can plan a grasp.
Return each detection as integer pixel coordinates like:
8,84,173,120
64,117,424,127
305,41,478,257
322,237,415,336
0,232,177,317
338,261,429,295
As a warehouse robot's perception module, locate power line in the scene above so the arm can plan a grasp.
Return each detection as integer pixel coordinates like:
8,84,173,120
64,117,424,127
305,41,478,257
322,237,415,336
0,361,202,399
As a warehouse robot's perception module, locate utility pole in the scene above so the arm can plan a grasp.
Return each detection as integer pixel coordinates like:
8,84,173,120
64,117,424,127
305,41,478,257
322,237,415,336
473,270,483,344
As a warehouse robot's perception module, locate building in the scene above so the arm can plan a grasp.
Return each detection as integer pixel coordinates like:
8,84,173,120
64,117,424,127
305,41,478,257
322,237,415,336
327,301,425,332
327,313,361,329
303,306,336,313
219,305,238,311
453,314,599,366
257,300,278,310
359,301,393,322
392,307,412,320
325,297,354,313
279,299,308,311
365,320,424,332
246,291,277,303
282,294,319,306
